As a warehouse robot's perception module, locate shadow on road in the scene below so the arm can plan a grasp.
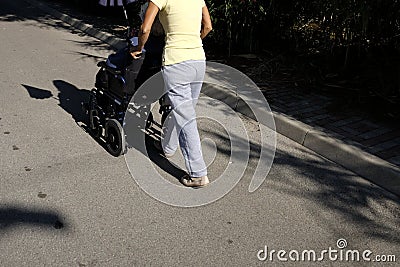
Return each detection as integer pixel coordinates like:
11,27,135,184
0,206,68,232
22,81,90,124
23,84,53,100
124,104,187,183
53,80,90,123
22,81,107,156
0,0,81,34
21,81,185,181
270,147,400,245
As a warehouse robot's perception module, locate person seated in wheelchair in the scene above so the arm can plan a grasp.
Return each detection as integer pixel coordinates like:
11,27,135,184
99,11,165,98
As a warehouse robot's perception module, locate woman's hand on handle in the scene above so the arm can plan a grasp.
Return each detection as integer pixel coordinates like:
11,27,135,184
130,47,143,59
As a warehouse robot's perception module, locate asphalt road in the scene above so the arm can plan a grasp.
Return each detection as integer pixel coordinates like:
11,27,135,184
0,0,399,266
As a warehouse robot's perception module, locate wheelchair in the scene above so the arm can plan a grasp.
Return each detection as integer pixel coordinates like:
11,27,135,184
82,36,171,156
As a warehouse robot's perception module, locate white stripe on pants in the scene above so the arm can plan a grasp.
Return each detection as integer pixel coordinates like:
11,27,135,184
161,60,207,178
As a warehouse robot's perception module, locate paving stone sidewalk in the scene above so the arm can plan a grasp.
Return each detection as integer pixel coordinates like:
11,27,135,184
261,86,400,167
39,0,400,169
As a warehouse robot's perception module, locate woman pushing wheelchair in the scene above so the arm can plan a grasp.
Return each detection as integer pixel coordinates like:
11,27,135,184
131,0,212,187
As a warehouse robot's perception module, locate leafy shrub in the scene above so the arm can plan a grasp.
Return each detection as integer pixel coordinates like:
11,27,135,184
205,0,400,115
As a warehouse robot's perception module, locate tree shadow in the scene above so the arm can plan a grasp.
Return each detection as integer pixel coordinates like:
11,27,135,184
0,205,68,233
0,0,113,50
0,0,81,34
215,123,400,245
67,39,116,53
67,51,107,64
270,147,400,245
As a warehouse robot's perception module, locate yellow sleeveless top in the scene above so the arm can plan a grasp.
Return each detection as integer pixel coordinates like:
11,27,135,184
151,0,206,65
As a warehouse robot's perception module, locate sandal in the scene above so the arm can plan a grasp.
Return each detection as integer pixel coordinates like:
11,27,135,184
180,175,209,188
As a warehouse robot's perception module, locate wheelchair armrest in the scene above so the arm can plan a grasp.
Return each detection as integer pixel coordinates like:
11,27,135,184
97,61,122,75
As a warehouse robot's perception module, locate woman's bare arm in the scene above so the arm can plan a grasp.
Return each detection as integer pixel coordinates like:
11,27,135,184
131,2,159,59
200,5,212,39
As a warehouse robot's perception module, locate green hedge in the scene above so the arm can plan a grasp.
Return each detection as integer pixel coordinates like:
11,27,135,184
206,0,400,54
205,0,400,114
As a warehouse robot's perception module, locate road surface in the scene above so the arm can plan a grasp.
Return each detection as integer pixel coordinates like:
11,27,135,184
0,0,399,266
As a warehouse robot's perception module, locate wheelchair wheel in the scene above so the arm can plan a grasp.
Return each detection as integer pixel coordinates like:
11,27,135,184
88,93,102,138
89,110,102,138
146,111,153,129
105,119,126,157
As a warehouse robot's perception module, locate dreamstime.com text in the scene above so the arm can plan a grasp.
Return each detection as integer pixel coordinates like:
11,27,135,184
257,239,396,263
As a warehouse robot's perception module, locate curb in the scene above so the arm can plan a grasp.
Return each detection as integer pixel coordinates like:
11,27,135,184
25,0,400,197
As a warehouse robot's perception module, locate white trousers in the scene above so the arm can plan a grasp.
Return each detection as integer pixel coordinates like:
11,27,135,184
161,60,207,178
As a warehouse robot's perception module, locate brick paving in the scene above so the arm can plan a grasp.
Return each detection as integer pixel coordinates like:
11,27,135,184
262,87,400,167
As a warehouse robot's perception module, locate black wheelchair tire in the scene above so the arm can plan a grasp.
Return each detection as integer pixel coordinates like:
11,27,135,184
105,119,126,157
